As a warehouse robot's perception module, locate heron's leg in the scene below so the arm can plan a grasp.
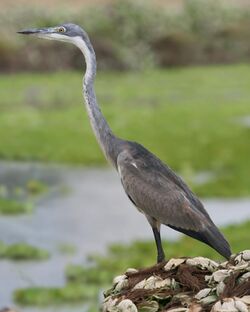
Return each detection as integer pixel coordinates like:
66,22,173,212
146,216,165,263
152,227,165,263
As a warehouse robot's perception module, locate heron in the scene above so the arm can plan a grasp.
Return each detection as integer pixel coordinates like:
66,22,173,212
18,23,231,263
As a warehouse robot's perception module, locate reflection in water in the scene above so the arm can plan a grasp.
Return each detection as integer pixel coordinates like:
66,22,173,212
0,162,249,311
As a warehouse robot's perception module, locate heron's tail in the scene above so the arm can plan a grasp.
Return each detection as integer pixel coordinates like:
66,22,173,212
201,225,231,259
168,224,232,259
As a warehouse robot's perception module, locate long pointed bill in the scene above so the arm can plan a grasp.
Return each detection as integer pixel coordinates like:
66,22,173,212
17,27,69,43
17,28,53,35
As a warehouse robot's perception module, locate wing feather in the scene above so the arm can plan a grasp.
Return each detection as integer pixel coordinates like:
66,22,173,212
117,148,211,232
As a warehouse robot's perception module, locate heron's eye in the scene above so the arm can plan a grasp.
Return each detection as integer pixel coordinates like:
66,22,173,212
58,27,66,33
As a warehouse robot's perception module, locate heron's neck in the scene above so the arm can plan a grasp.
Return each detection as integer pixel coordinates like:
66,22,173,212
74,36,118,165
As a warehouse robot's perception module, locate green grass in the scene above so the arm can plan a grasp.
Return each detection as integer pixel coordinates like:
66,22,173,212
72,220,250,282
0,242,49,260
14,285,97,306
0,197,32,214
13,220,250,307
1,65,250,196
26,180,47,195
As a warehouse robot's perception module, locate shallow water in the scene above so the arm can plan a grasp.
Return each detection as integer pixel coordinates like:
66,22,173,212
0,161,249,311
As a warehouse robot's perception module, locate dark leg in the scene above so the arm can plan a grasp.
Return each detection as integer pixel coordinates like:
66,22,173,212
152,227,165,263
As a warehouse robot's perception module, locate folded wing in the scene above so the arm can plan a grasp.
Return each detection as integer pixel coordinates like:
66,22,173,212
117,143,231,259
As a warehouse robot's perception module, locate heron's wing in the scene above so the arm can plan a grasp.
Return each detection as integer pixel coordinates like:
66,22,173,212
117,148,211,232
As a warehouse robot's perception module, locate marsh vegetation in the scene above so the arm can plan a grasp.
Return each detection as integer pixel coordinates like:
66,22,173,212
2,0,250,71
13,221,250,308
1,65,250,197
0,1,249,311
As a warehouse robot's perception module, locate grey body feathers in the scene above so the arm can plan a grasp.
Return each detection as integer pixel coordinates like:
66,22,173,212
117,141,231,259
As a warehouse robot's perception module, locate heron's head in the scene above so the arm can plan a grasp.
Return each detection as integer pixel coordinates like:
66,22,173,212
18,23,90,47
18,23,96,80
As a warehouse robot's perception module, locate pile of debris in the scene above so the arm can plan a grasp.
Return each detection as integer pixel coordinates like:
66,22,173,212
103,250,250,312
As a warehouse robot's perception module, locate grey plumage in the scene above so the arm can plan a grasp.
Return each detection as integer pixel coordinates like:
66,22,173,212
18,23,232,262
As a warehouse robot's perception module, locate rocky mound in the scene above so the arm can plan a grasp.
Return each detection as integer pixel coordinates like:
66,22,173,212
102,250,250,312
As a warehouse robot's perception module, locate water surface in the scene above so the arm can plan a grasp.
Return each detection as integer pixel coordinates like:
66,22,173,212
0,162,249,311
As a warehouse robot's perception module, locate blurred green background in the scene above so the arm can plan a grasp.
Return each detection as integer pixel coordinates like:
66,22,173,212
0,0,249,311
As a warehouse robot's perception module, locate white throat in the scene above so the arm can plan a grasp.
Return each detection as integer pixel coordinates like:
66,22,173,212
43,31,115,165
71,36,94,84
41,34,94,84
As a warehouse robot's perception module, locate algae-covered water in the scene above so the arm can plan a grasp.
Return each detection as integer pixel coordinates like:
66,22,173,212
0,162,249,311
